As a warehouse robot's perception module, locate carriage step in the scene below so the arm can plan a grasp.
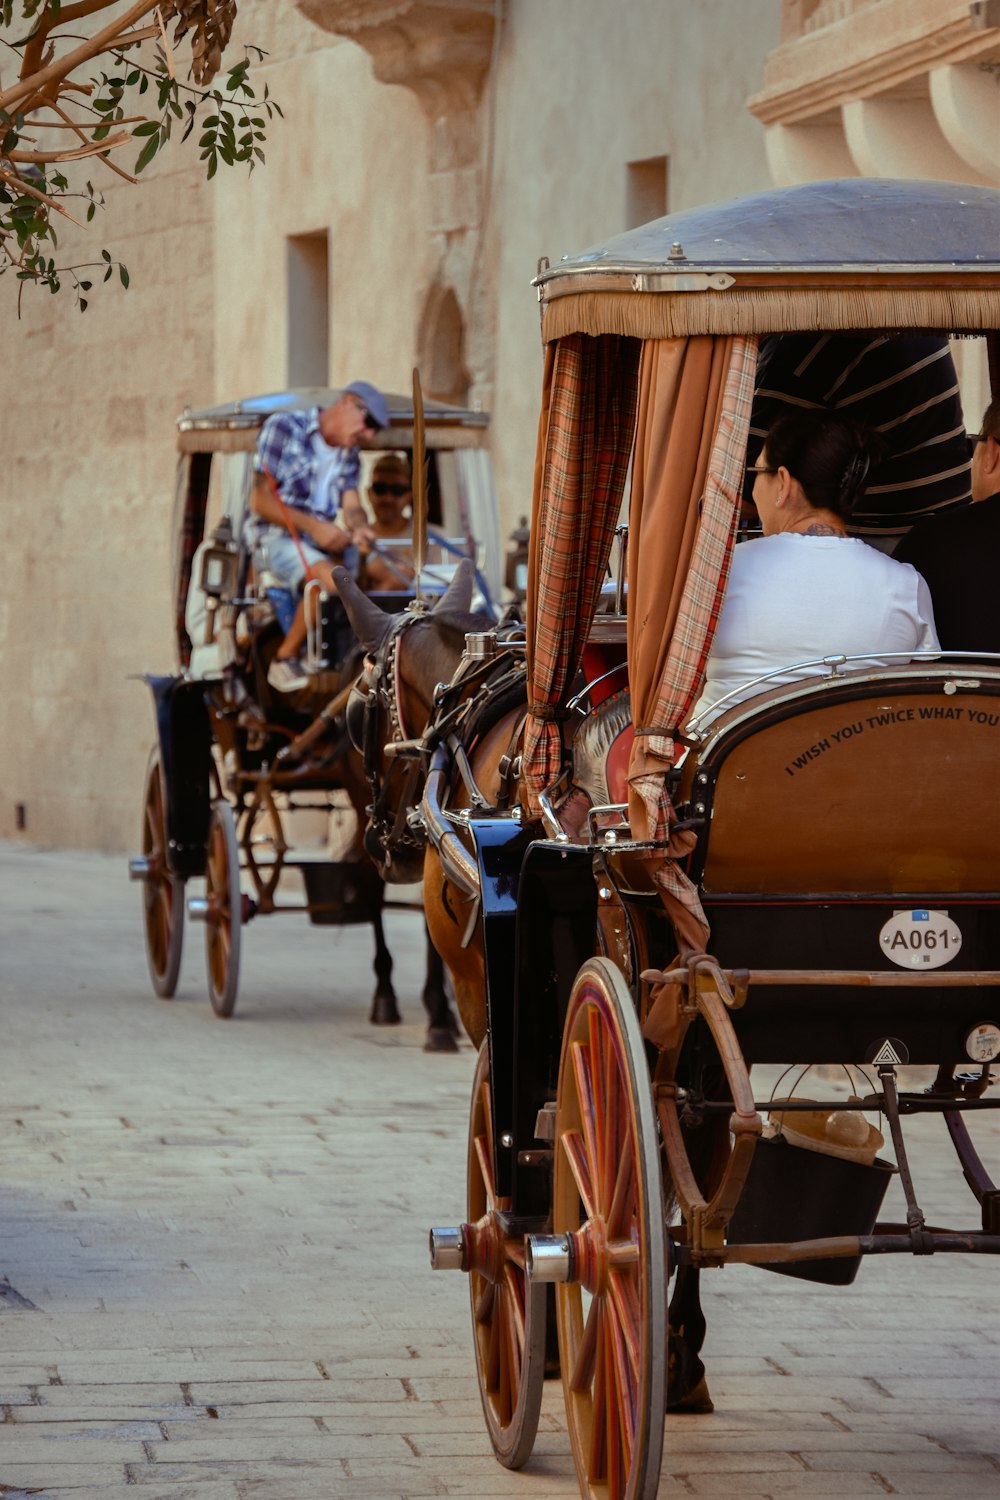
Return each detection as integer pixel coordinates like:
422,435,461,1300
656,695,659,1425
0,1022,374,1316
428,1227,465,1271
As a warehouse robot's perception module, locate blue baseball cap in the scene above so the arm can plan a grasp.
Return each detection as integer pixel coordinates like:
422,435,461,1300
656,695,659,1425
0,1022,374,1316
343,380,388,431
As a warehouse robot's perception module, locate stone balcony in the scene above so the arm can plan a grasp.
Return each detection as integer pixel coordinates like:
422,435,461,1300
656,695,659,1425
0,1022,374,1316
750,0,1000,186
294,0,497,114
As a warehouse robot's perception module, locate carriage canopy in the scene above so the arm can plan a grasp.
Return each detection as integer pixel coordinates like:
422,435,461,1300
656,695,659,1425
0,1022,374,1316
524,178,1000,942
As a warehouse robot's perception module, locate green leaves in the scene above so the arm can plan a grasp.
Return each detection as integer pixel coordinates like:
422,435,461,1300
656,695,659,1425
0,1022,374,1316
1,12,281,308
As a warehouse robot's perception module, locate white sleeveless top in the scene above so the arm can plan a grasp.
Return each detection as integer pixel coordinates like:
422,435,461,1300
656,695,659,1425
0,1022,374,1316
689,533,939,725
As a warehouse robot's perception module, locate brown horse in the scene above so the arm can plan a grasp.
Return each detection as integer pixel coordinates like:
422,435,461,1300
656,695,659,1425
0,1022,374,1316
334,562,528,1047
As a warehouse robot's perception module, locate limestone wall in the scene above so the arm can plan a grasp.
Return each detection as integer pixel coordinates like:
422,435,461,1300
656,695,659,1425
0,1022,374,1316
0,137,218,851
1,0,776,853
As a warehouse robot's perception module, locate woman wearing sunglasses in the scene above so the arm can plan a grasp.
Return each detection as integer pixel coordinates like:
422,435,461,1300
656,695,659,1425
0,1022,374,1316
689,410,939,727
357,453,417,591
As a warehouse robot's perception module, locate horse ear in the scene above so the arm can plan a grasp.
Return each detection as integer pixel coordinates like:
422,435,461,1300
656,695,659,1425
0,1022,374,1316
332,566,393,652
433,557,474,617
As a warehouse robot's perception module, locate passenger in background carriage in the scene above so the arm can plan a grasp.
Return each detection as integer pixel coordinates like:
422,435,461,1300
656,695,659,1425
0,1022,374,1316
357,453,416,592
893,398,1000,654
689,411,939,725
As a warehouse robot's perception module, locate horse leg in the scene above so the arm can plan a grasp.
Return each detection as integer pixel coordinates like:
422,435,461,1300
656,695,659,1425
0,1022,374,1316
422,927,460,1054
667,1264,713,1413
369,880,401,1025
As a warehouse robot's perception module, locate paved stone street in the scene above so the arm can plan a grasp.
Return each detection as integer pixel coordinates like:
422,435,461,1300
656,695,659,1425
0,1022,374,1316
1,843,998,1499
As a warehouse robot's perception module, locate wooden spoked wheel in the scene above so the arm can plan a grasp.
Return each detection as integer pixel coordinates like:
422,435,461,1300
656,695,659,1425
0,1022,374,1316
554,958,666,1500
140,746,184,999
467,1043,546,1469
204,800,242,1018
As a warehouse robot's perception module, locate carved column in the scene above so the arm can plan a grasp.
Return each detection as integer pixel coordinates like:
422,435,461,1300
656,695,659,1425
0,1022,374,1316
294,0,499,408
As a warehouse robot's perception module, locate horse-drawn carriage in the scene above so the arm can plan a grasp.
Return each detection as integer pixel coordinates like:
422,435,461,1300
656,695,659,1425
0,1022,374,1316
129,386,500,1031
334,179,1000,1499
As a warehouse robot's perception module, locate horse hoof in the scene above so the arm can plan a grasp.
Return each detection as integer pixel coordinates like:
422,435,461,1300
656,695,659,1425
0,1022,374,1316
370,995,402,1025
424,1026,459,1053
667,1373,714,1415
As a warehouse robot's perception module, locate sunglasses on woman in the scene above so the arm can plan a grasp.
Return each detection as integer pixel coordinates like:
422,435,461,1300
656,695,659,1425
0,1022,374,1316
371,482,411,497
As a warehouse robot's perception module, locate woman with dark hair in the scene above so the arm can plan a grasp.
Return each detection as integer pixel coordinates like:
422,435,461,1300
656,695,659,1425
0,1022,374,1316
690,411,939,724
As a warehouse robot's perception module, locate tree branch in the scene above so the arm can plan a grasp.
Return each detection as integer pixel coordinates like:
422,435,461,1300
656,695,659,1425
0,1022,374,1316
9,131,131,162
0,164,86,226
44,96,139,184
2,0,157,115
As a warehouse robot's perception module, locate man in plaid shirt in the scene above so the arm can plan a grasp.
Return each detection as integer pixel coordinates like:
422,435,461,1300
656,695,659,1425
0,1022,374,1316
250,381,388,690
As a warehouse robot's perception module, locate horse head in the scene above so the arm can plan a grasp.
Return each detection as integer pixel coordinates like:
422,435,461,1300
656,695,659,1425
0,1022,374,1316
333,561,490,883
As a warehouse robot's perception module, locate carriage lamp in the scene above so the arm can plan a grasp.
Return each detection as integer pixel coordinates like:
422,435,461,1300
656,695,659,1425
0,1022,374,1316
197,516,240,605
505,515,530,600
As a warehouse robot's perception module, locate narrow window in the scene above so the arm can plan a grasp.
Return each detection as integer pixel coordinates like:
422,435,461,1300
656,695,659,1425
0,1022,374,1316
625,156,668,230
287,231,329,387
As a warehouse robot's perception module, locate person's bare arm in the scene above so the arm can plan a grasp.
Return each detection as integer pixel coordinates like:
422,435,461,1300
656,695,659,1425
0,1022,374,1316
339,487,375,545
250,473,350,554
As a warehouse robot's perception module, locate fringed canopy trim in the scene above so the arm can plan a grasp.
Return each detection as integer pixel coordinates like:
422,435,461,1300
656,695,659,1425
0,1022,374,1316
540,285,1000,344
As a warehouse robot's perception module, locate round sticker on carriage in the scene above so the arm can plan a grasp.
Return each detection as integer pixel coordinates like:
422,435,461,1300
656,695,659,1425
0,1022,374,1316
965,1024,1000,1063
879,909,962,969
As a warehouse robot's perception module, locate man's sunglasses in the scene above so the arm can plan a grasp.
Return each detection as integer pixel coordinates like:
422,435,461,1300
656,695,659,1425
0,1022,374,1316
745,464,779,476
967,432,993,457
350,395,383,431
371,482,410,497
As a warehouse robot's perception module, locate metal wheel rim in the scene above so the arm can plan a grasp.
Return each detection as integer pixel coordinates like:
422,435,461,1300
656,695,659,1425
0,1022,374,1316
554,958,666,1500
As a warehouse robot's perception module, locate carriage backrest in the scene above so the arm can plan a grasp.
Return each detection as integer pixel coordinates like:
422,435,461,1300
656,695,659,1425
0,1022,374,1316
681,664,1000,897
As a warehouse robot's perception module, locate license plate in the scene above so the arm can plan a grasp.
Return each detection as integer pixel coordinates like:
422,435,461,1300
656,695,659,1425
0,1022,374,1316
879,909,962,970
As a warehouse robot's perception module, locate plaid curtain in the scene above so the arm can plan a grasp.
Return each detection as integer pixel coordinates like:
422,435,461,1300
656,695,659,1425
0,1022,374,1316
522,333,642,809
627,334,758,945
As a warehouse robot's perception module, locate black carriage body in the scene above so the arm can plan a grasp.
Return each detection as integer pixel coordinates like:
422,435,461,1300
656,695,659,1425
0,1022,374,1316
467,823,598,1216
702,901,1000,1066
146,674,213,880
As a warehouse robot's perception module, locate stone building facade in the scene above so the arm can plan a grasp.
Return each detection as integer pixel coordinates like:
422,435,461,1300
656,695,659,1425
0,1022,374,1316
2,0,998,851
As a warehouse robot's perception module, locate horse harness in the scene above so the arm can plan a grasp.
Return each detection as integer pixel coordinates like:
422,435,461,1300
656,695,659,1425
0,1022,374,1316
346,610,528,870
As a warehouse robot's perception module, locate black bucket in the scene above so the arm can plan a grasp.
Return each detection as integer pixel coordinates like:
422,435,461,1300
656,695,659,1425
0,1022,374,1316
727,1135,895,1286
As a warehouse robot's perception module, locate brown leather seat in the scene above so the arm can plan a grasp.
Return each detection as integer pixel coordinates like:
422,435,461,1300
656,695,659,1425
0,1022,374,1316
680,664,1000,897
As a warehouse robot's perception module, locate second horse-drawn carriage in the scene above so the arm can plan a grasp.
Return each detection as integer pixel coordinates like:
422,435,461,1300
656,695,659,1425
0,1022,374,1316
129,385,500,1037
333,178,1000,1498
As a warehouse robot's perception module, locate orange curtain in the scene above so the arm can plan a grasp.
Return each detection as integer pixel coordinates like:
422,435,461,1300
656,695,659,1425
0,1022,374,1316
626,334,758,945
523,332,641,810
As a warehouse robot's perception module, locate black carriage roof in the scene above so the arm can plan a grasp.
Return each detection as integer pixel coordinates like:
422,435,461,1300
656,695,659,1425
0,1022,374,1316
176,387,489,453
535,178,1000,340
